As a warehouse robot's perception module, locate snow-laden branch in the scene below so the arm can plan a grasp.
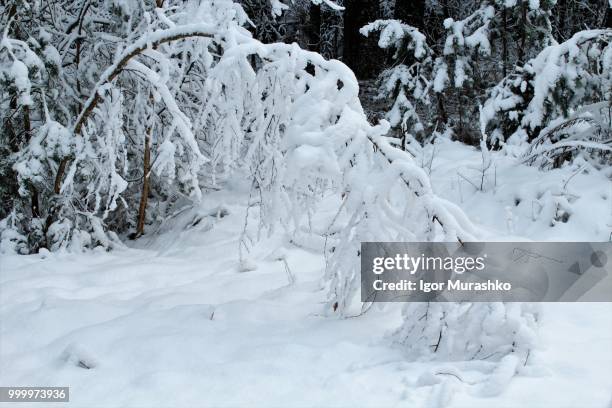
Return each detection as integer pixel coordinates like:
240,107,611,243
53,24,218,195
522,140,612,164
73,24,218,135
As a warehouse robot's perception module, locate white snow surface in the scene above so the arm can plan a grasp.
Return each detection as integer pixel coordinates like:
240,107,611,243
1,140,611,407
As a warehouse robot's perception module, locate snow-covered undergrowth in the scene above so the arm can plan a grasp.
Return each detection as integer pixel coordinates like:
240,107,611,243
2,141,611,407
423,138,612,241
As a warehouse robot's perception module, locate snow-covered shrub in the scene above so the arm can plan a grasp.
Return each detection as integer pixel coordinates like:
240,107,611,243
394,302,540,364
482,30,612,167
0,0,247,251
323,132,481,314
522,102,612,169
0,211,28,255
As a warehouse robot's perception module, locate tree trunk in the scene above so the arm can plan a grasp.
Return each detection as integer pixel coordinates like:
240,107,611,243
394,0,426,30
22,106,40,219
518,0,527,65
502,6,508,78
343,0,384,79
307,3,321,52
436,93,447,129
135,126,152,238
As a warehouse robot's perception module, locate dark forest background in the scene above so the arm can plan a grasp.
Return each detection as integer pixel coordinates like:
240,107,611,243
243,0,611,142
245,0,610,76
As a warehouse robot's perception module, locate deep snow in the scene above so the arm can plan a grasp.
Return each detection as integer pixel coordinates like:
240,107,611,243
1,139,611,408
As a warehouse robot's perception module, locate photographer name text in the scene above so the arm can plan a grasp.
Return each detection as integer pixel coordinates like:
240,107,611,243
372,279,512,292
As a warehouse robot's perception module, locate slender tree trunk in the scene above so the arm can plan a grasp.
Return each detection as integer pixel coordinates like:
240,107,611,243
394,0,426,30
21,105,29,141
430,0,450,60
135,87,156,238
343,0,383,79
22,106,40,219
135,10,163,237
76,36,82,105
518,0,527,65
436,93,447,129
502,6,508,78
342,0,361,74
605,4,612,28
30,186,40,219
135,126,152,237
307,3,321,52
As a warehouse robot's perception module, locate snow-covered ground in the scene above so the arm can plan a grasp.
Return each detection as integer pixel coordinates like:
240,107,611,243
1,140,611,407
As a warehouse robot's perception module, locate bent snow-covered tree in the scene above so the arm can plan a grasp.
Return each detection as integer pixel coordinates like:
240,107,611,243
206,25,539,375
